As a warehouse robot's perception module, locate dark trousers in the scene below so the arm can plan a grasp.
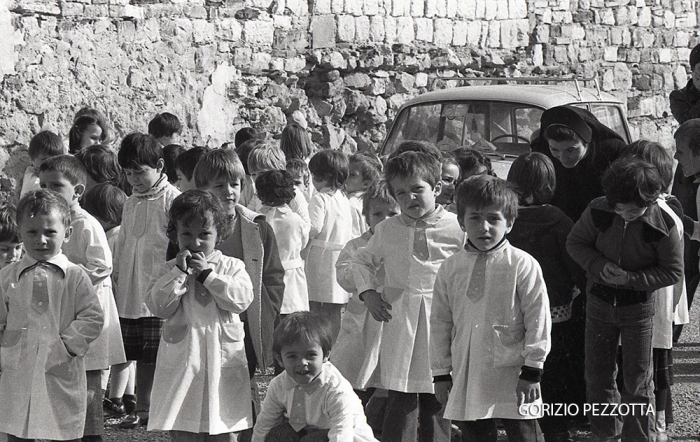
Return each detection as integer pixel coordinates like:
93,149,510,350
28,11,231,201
264,421,329,442
381,390,451,442
458,419,544,442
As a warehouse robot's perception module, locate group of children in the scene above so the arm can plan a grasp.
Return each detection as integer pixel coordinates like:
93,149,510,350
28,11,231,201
0,105,694,442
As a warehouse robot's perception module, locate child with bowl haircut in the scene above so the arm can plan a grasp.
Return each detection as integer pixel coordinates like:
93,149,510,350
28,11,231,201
174,147,209,192
348,150,465,442
21,130,66,198
432,175,551,442
0,204,23,269
252,312,378,442
0,190,104,441
74,144,123,191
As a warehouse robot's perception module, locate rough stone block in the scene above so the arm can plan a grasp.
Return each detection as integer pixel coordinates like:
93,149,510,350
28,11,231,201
415,72,429,87
475,0,486,19
364,0,380,15
314,0,331,14
501,19,528,48
286,0,308,15
337,15,356,42
244,21,274,46
285,56,307,73
329,51,347,69
274,16,293,29
496,0,509,20
354,16,370,42
394,72,415,92
467,20,482,45
554,45,568,62
193,19,216,44
395,16,415,44
393,0,410,16
415,18,433,41
433,19,453,46
61,2,85,16
446,0,458,18
658,48,672,63
385,16,397,43
508,0,527,18
458,0,476,19
411,0,425,16
14,0,61,15
310,15,336,48
370,15,385,41
664,10,675,28
604,46,618,61
532,43,544,65
345,73,372,88
484,0,498,20
332,0,344,14
346,0,363,16
452,20,468,46
426,0,447,17
487,20,500,48
219,18,243,41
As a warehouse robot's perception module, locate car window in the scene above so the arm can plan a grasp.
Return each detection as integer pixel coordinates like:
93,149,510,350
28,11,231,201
588,104,629,143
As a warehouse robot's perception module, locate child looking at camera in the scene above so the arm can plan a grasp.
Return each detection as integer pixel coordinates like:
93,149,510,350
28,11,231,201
431,175,551,442
0,204,22,269
252,312,378,442
147,190,254,440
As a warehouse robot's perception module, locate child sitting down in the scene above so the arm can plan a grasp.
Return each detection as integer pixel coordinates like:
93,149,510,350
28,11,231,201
252,311,378,442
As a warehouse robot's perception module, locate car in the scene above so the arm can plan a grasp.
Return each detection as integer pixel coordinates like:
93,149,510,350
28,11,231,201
379,78,632,177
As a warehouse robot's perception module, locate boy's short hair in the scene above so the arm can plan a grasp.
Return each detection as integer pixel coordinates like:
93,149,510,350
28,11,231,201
441,151,459,169
236,138,265,175
235,127,260,148
0,203,20,243
39,154,88,187
384,150,441,192
506,152,556,206
148,112,182,139
74,144,122,187
455,175,519,224
175,147,210,181
163,144,186,183
388,140,442,162
247,142,287,173
362,180,398,218
286,158,310,187
623,140,674,191
453,148,494,178
17,189,71,228
350,152,383,183
118,133,163,170
280,123,315,161
166,189,234,244
602,157,664,208
255,170,296,207
82,183,127,227
674,119,700,155
193,148,246,189
28,131,65,160
308,149,349,190
272,311,334,358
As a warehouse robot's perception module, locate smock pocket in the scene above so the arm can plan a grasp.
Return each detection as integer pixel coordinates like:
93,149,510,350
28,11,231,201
45,338,77,380
0,329,22,371
492,324,525,368
221,322,247,368
162,324,189,344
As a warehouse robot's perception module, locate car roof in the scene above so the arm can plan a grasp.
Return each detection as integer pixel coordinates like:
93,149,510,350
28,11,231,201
401,84,624,109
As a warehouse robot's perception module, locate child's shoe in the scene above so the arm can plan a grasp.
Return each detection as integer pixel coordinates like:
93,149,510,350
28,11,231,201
123,394,137,415
103,398,126,418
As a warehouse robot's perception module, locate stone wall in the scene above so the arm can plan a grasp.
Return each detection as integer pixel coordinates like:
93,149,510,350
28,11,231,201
0,0,697,195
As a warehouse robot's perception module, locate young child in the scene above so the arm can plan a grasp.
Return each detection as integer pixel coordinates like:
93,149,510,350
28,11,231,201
73,106,111,145
348,149,465,442
505,152,584,441
147,190,254,439
235,126,260,149
236,138,265,209
69,115,108,154
148,112,182,147
0,189,104,441
252,312,378,442
431,175,551,442
74,144,123,191
162,144,186,185
0,204,22,269
305,149,353,342
39,155,126,442
174,146,209,192
286,158,312,203
453,147,494,179
255,170,310,315
567,157,684,440
192,148,284,379
21,130,65,197
280,122,315,161
436,152,460,210
346,152,382,237
113,133,181,428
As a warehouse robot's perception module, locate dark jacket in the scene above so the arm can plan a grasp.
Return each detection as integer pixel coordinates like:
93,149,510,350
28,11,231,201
670,78,700,124
566,197,684,293
507,204,586,309
531,106,627,221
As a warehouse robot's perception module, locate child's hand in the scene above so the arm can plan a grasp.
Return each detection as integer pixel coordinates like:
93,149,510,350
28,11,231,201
361,290,392,322
434,380,452,405
601,262,629,286
516,379,541,406
176,249,192,272
189,252,211,275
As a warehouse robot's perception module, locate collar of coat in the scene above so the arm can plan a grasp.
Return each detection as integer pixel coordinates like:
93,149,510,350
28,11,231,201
399,204,445,227
281,361,331,395
17,253,70,280
588,196,674,241
235,203,264,224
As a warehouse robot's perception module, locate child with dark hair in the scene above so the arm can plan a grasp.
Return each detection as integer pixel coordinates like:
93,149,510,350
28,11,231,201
287,158,312,203
148,112,182,147
506,152,585,441
147,189,254,439
21,130,66,197
432,175,550,442
235,126,260,149
252,312,378,442
280,123,315,161
70,115,109,154
567,157,684,440
74,106,111,144
114,133,181,428
452,147,494,181
256,170,310,316
236,138,265,208
436,152,460,211
162,144,186,185
174,146,209,192
306,149,354,343
74,144,123,191
346,152,383,237
0,204,22,269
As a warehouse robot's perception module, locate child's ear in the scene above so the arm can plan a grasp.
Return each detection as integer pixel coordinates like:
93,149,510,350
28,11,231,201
505,219,514,234
64,226,73,243
156,158,165,174
433,180,443,197
73,183,85,201
323,352,330,363
274,353,284,368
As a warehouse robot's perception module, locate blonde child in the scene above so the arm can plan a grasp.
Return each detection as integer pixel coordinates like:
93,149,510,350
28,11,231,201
39,155,126,442
305,149,353,343
21,131,66,198
113,133,181,428
345,152,382,237
252,312,377,442
0,190,104,441
147,190,254,440
348,149,465,442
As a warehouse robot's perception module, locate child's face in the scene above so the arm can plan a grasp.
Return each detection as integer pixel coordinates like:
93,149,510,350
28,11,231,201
436,163,460,204
31,154,50,170
366,199,400,232
176,214,217,257
345,164,368,194
311,174,330,192
19,209,71,261
39,170,84,206
0,241,23,268
276,340,328,385
201,178,241,214
389,175,441,220
176,169,196,192
124,161,164,193
613,202,647,222
674,141,700,177
461,204,512,252
80,124,103,149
